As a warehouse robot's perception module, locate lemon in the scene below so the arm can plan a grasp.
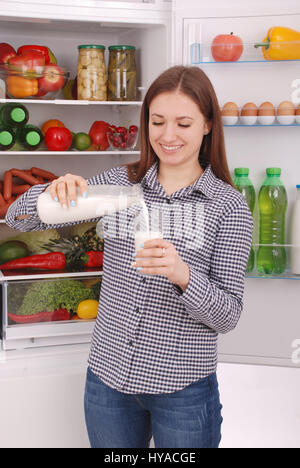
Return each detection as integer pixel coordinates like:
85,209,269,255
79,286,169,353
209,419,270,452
77,299,99,320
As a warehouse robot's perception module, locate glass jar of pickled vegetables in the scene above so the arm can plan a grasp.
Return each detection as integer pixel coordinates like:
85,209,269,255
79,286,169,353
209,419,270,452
108,45,137,101
77,45,107,101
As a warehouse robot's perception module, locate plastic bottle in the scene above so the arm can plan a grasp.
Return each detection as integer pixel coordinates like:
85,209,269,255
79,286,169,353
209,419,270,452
16,124,43,151
0,103,29,128
257,168,288,275
0,127,15,150
291,185,300,275
37,184,144,224
233,168,255,272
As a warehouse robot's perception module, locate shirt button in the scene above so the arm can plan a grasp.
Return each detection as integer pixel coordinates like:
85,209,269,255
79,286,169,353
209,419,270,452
166,199,171,204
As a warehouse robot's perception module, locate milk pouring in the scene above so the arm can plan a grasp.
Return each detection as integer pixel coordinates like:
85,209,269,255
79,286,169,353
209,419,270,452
291,185,300,274
37,184,145,224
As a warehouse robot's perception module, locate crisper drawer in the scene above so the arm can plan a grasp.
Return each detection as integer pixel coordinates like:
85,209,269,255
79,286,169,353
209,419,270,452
1,275,101,350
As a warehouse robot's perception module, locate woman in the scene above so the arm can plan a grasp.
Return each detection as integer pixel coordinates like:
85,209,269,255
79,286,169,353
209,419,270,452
6,66,253,448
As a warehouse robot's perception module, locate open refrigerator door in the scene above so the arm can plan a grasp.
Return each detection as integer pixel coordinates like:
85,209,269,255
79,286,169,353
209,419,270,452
173,0,300,368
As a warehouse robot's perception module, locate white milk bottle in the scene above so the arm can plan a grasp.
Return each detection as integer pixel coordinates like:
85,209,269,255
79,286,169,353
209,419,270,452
291,185,300,274
37,184,144,224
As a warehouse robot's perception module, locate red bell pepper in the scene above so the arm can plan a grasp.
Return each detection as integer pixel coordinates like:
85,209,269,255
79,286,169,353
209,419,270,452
0,252,66,270
89,121,110,151
8,50,45,74
17,45,51,64
0,43,16,64
8,308,70,324
44,127,73,151
83,251,104,268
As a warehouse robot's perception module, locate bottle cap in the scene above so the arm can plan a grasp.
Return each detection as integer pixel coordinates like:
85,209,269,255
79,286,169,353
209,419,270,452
234,168,249,176
266,167,281,176
0,130,13,146
26,131,41,146
11,108,26,123
297,185,300,188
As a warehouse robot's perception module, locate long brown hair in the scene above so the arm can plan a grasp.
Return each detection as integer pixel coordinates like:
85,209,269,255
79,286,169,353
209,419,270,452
127,65,234,187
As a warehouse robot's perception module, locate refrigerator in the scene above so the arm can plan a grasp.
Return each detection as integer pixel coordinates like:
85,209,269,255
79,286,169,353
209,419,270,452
0,0,299,448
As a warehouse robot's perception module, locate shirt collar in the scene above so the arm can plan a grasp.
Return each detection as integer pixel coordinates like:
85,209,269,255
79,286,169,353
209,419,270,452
141,159,218,200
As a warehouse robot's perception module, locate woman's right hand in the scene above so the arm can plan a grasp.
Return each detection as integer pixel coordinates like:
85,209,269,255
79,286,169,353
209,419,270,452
46,173,88,207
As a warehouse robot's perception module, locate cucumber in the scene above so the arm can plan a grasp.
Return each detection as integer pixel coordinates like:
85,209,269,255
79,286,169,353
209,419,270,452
0,241,29,265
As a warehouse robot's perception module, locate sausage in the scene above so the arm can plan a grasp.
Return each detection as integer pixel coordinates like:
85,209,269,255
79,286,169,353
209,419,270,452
0,192,6,206
30,167,58,180
12,184,31,195
3,171,13,201
0,203,8,217
10,169,40,186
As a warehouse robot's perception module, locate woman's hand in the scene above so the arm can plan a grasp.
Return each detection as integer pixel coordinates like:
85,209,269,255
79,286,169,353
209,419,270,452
132,238,190,291
46,173,88,208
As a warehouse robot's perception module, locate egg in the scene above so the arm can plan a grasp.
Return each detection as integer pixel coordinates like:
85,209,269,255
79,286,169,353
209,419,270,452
221,102,239,125
277,100,295,125
258,101,275,125
296,104,300,124
240,102,258,125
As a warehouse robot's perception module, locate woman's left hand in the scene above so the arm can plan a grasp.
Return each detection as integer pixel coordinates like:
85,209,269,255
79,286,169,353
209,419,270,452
132,239,190,291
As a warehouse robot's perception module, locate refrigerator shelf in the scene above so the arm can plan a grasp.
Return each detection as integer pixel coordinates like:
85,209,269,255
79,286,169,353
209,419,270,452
0,268,103,282
224,123,300,127
0,99,143,106
0,151,141,156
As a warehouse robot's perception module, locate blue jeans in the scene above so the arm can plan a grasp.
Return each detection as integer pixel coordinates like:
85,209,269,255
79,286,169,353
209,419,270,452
84,367,223,448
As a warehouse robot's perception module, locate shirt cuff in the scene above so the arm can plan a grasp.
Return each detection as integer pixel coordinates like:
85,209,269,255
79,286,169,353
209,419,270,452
171,266,207,312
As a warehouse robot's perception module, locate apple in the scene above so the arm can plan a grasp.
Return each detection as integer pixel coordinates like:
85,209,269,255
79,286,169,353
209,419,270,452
38,63,65,93
211,33,243,62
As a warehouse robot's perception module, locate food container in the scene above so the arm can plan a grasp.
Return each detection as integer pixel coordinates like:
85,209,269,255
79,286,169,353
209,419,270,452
77,45,107,101
1,275,102,350
107,131,138,151
0,64,69,100
107,45,137,101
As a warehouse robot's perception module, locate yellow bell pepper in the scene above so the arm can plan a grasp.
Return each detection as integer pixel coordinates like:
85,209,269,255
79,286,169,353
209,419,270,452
255,26,300,60
6,75,38,98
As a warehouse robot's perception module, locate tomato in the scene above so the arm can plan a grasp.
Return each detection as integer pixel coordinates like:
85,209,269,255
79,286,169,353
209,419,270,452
44,127,73,151
41,119,65,136
211,33,243,62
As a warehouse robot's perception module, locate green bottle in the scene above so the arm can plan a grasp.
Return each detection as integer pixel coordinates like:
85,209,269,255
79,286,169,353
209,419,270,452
16,124,43,151
0,103,29,128
0,127,15,150
257,168,288,275
234,168,255,273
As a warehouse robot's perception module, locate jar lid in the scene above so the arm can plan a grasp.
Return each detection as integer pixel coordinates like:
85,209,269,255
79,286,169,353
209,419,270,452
234,168,249,176
78,45,106,50
108,45,136,51
266,167,281,176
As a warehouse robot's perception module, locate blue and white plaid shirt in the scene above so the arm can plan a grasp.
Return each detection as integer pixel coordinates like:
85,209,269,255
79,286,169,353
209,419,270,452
6,159,253,394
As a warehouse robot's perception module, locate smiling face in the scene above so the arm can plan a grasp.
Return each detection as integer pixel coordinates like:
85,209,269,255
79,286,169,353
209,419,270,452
149,90,210,169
